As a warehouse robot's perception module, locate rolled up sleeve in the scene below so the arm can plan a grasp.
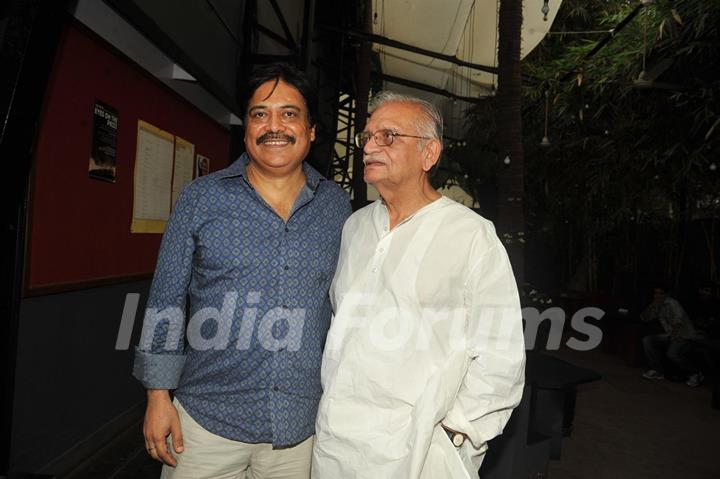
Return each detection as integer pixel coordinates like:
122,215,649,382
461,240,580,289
133,349,187,389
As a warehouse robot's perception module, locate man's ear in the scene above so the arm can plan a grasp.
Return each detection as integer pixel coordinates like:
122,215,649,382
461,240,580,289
310,124,316,142
421,139,442,172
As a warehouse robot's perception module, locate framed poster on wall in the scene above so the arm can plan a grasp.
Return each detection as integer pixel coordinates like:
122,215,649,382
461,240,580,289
88,101,118,182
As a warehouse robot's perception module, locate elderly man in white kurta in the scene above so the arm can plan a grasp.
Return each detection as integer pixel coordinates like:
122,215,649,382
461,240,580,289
311,91,526,479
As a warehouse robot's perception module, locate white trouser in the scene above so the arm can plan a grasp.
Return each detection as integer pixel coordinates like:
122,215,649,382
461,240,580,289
161,400,313,479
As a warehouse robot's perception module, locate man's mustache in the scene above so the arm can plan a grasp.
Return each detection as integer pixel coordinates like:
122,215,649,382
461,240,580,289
257,132,296,145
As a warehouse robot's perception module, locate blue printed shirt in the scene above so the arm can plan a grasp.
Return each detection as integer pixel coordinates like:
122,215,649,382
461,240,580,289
133,153,351,446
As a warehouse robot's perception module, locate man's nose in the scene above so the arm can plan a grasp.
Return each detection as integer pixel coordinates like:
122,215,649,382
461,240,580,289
268,112,285,131
363,134,380,154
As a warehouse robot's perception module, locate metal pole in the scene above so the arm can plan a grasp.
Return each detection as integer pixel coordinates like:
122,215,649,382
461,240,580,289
350,0,372,208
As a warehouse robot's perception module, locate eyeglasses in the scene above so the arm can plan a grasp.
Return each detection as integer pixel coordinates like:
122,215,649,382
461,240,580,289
354,129,432,148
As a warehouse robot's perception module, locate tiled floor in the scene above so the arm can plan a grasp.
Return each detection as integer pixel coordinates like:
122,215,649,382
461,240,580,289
547,347,719,479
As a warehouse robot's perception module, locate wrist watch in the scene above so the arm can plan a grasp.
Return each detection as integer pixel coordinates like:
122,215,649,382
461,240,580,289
443,426,466,447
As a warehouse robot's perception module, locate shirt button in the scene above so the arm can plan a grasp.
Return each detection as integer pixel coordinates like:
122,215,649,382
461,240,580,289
285,226,289,232
378,248,384,253
284,265,290,271
372,267,378,273
273,386,279,391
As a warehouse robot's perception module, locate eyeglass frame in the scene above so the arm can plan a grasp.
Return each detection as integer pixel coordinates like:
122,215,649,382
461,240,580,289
354,129,433,148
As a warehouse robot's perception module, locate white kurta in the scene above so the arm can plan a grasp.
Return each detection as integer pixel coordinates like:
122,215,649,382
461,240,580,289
312,196,525,479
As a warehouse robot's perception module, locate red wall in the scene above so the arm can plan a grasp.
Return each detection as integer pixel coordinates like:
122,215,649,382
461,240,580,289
27,23,231,291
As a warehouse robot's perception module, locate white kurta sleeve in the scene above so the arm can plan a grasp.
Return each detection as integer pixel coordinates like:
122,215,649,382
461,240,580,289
443,239,526,450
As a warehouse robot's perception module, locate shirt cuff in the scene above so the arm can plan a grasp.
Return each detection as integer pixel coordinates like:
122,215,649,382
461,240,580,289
133,347,186,389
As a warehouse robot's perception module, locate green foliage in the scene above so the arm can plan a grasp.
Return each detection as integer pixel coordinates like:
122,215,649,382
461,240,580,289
459,0,720,290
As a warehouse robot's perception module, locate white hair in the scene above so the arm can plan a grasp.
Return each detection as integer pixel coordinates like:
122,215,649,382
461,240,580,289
368,91,444,147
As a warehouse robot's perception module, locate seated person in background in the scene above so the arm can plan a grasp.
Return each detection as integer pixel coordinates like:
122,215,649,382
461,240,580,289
640,284,704,387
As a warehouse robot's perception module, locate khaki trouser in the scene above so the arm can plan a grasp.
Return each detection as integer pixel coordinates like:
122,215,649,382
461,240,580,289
161,400,313,479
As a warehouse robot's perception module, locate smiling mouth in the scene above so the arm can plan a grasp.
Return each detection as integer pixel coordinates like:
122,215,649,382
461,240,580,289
257,133,296,145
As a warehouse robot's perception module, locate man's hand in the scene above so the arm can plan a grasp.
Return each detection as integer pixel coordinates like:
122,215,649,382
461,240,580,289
143,389,184,467
441,423,467,447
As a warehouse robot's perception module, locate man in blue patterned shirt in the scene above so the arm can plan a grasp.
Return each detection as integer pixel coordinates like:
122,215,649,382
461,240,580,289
133,63,351,478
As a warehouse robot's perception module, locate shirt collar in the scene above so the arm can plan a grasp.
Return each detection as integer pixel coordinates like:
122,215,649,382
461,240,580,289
220,152,325,190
